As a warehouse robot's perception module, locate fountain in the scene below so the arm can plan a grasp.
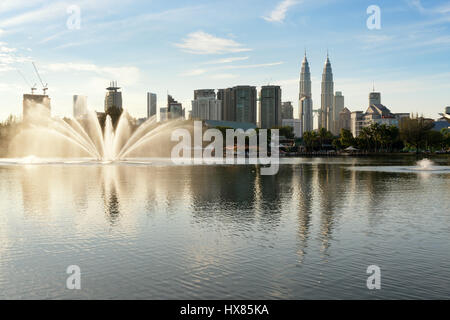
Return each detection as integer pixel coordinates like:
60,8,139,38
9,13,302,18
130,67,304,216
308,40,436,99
415,159,436,171
4,104,187,163
346,157,450,174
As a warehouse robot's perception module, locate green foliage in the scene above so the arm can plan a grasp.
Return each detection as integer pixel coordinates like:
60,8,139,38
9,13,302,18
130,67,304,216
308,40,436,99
400,117,435,153
272,126,295,139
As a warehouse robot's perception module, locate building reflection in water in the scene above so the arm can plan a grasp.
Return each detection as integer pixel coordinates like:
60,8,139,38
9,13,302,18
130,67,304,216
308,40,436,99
14,161,396,260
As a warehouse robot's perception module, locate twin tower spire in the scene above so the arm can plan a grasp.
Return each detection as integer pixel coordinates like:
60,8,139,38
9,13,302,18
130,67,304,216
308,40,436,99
299,51,335,133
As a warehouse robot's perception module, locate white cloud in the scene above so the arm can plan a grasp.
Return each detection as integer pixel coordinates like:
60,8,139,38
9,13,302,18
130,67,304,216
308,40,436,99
180,61,283,77
263,0,299,23
174,31,251,55
47,63,141,86
210,73,238,79
203,56,249,64
0,2,67,29
180,69,207,76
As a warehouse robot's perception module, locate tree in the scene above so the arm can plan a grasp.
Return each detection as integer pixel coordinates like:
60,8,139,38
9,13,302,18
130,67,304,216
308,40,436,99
425,130,443,151
339,129,355,149
302,131,319,151
273,126,295,139
400,117,435,153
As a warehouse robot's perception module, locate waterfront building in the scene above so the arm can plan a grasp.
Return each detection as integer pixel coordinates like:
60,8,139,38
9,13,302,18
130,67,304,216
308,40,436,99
351,111,364,137
147,92,157,118
259,85,282,129
73,95,87,119
281,102,294,120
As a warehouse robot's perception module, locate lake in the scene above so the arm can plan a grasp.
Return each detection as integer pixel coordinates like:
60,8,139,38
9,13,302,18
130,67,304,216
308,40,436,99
0,157,449,299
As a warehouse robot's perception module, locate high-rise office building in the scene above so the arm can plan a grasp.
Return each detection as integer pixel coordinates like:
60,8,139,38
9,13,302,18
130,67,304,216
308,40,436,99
217,88,233,121
259,85,282,129
192,89,222,121
233,86,257,124
147,92,157,118
73,95,87,119
167,94,183,119
218,86,257,124
300,97,313,133
332,91,344,134
369,92,381,106
194,89,215,100
281,102,294,120
105,81,122,113
160,107,168,122
320,54,334,130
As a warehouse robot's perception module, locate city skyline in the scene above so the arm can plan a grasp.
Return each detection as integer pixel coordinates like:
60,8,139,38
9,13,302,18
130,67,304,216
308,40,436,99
1,0,450,121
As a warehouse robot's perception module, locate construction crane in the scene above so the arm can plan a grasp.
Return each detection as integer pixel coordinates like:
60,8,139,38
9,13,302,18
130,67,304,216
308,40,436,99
17,69,37,94
32,62,48,95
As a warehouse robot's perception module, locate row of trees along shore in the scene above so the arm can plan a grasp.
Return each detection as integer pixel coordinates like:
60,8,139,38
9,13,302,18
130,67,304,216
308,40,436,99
302,118,450,153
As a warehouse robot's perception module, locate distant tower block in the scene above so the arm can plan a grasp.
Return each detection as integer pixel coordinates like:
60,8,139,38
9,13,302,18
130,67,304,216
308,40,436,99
73,95,88,118
105,81,123,126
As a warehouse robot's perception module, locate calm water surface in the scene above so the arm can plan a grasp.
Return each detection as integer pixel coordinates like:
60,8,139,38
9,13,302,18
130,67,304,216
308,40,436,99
0,157,449,299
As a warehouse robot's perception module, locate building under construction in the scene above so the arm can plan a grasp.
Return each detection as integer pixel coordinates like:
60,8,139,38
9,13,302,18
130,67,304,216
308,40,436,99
23,94,51,122
22,62,51,122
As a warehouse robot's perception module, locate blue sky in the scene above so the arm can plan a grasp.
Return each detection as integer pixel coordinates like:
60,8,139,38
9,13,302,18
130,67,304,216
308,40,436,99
0,0,449,121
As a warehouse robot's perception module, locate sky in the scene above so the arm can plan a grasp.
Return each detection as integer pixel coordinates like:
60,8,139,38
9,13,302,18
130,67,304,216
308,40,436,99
0,0,449,121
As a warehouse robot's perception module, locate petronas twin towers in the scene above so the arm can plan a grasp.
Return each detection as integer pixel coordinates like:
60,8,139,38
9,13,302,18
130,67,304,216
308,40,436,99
299,52,335,133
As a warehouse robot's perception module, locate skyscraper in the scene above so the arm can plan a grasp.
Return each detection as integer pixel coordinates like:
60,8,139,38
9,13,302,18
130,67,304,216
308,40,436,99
299,52,313,133
167,94,183,119
281,102,294,120
234,86,257,124
147,92,157,118
217,88,234,121
332,91,344,134
217,86,257,124
105,81,122,113
369,92,381,106
299,52,312,100
192,89,222,121
320,54,334,130
300,97,313,133
73,95,87,119
259,85,282,129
